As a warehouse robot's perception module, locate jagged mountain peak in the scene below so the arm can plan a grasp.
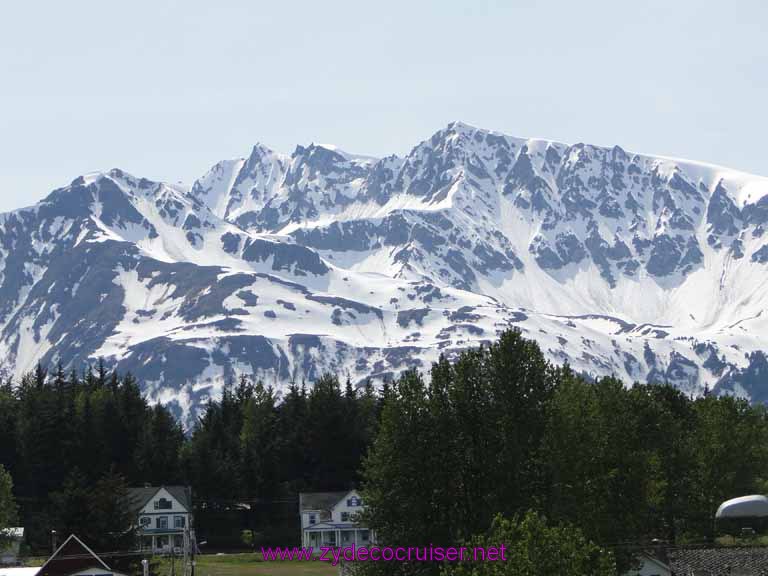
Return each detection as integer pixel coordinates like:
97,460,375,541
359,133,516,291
416,123,768,208
40,169,198,227
249,141,278,156
4,125,768,424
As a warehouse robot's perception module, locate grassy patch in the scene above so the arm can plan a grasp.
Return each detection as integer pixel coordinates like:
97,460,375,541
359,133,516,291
715,534,768,547
156,553,337,576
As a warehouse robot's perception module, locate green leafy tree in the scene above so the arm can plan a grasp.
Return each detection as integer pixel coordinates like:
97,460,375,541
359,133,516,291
629,383,699,544
442,512,616,576
362,369,442,559
541,375,653,570
0,465,18,545
691,395,768,540
362,330,558,563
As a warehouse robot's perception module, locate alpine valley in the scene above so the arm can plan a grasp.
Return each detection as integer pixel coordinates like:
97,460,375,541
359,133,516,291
4,122,768,423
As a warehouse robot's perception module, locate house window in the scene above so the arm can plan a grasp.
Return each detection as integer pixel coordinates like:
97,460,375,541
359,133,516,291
154,498,172,510
139,516,151,527
174,516,185,528
341,512,349,522
347,497,362,507
309,514,316,525
360,530,370,542
158,516,169,529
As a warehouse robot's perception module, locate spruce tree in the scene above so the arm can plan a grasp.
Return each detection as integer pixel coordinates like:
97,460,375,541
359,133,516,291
240,380,278,497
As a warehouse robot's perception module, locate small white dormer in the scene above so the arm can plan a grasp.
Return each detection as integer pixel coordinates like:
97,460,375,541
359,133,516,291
331,490,365,523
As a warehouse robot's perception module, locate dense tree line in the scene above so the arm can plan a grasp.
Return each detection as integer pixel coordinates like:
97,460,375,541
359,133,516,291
182,374,380,545
0,364,380,552
359,330,768,575
2,328,768,574
0,362,184,551
183,374,378,500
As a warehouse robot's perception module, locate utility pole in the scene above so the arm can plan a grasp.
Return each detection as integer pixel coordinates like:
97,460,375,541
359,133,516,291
182,526,189,576
190,529,196,576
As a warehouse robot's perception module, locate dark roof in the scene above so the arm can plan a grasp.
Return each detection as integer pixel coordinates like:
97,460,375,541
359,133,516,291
669,546,768,575
636,551,671,571
299,491,350,512
127,486,192,512
37,534,112,576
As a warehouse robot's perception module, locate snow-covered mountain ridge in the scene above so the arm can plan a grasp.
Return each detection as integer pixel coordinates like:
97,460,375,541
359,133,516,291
4,121,768,422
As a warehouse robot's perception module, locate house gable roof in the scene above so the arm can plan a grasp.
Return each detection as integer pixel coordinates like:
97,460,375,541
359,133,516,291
669,546,768,574
635,553,671,573
37,534,111,576
299,491,349,513
331,490,362,511
0,568,41,576
127,486,191,512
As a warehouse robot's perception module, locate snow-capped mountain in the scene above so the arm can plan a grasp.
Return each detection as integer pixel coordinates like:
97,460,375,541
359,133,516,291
4,122,768,422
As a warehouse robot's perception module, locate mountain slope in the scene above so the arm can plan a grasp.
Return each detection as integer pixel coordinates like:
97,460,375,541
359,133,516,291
3,122,768,422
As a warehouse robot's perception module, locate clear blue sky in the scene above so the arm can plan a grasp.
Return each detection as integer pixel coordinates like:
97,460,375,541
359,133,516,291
1,0,766,212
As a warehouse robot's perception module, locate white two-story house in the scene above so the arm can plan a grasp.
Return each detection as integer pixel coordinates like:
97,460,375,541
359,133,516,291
0,528,24,565
128,486,193,554
299,490,374,549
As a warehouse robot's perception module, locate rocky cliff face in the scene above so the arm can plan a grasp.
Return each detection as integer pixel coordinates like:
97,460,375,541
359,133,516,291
2,122,768,422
